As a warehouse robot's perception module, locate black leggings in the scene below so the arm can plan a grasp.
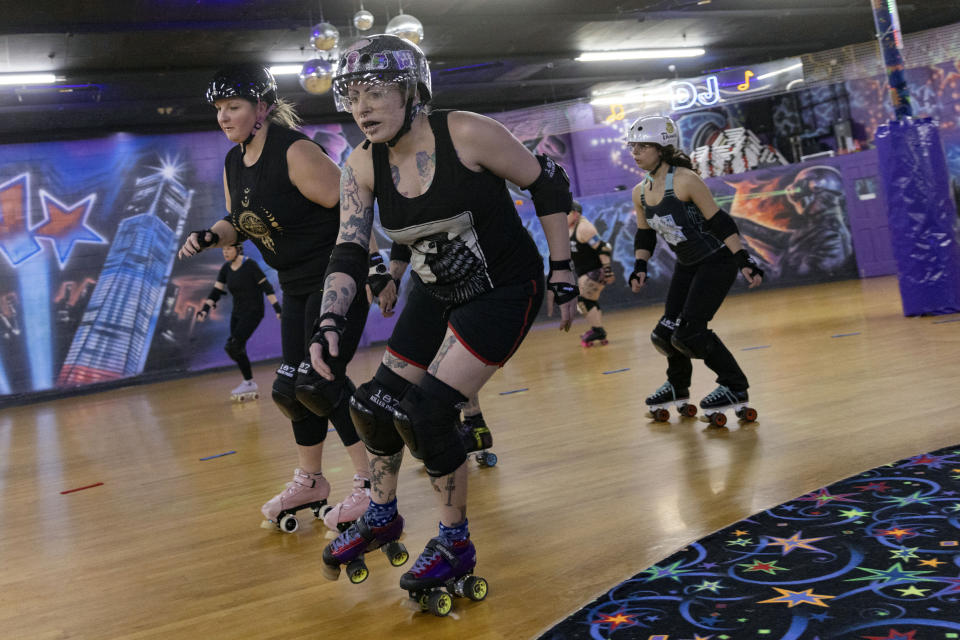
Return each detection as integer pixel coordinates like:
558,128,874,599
228,311,262,380
659,250,748,391
278,289,369,447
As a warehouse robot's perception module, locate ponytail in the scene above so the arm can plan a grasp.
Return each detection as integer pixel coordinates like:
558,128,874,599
660,145,694,171
268,98,303,130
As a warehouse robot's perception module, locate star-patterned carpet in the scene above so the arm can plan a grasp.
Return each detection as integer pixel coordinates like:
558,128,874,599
538,443,960,640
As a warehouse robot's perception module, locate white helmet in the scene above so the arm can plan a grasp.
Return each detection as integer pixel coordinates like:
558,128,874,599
626,115,680,148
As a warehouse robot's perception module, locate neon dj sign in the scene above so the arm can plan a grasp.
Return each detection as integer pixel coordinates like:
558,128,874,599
670,75,720,111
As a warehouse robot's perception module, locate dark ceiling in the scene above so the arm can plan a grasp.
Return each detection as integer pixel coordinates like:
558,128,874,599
1,0,959,141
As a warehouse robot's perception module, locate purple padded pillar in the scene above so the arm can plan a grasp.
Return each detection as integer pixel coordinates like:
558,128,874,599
875,117,960,316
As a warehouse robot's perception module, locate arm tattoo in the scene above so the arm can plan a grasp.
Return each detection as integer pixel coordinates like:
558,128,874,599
339,164,374,247
427,334,458,376
369,452,403,503
320,273,356,317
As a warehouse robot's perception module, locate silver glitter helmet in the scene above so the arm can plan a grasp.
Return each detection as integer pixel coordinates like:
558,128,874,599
205,64,278,105
332,34,431,112
626,115,680,148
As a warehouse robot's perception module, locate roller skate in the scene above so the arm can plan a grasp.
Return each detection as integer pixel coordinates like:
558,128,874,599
322,474,371,533
231,379,259,402
400,534,489,617
459,413,497,467
321,512,409,583
645,381,697,422
699,385,757,427
580,326,608,348
260,468,331,533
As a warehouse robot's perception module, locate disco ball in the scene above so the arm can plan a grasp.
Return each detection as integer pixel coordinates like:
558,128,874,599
353,9,375,31
299,58,335,94
309,22,340,51
385,14,424,45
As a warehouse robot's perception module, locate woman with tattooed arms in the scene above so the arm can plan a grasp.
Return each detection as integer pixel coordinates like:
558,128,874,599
309,35,578,612
178,64,398,535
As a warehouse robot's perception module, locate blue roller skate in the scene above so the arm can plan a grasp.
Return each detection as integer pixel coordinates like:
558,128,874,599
321,512,408,583
400,534,489,617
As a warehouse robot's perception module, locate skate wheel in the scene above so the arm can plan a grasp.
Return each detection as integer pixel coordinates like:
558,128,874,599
321,562,341,581
680,403,698,418
709,413,727,427
279,513,299,533
484,452,498,467
653,408,670,422
739,407,758,422
463,575,488,601
315,504,332,519
383,541,409,567
581,341,591,348
346,558,369,584
428,590,453,617
600,339,609,345
417,592,430,612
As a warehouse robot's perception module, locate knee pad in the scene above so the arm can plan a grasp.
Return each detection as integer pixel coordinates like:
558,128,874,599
578,296,599,313
651,316,681,357
671,320,718,360
224,337,246,362
393,374,467,478
350,365,409,457
294,361,355,418
272,365,311,422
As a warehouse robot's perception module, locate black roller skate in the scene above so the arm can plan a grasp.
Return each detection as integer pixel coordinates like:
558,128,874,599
459,413,497,467
645,381,697,422
321,512,409,583
699,385,757,427
400,536,488,617
580,326,608,348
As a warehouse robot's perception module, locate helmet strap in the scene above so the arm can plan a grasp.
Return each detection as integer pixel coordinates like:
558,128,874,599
240,102,272,157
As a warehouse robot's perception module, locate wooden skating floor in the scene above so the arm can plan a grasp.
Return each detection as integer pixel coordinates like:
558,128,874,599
3,276,959,640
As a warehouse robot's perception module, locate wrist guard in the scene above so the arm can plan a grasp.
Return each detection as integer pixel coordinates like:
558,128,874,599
734,250,764,279
548,259,572,272
367,253,392,297
191,229,220,249
309,312,347,361
197,303,211,319
272,301,282,315
629,259,648,287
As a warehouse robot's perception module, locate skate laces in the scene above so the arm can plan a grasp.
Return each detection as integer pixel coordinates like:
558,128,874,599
704,386,734,404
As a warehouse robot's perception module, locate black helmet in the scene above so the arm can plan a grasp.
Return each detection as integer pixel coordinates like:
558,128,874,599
332,34,431,112
206,64,278,105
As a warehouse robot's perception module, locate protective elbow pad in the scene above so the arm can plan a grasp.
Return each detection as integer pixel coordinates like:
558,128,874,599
208,287,224,303
349,365,409,456
597,241,613,256
525,154,573,218
634,228,657,253
703,209,740,242
294,362,355,418
325,242,369,292
392,375,467,478
390,242,411,264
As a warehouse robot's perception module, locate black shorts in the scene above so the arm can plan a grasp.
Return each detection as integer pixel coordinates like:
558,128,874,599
387,275,544,368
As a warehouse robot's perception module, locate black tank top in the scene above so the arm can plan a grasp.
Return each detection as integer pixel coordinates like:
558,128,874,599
570,218,603,276
641,165,724,265
371,110,543,304
217,258,266,316
223,125,339,295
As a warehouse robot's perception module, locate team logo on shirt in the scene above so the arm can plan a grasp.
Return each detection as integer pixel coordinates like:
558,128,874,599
385,211,493,304
647,213,687,245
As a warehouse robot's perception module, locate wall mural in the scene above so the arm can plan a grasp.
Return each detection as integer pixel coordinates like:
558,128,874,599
1,57,958,399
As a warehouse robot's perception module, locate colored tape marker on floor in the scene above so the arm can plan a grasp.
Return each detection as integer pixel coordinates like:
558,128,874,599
602,368,630,375
831,332,861,338
60,482,104,495
199,450,236,461
499,388,528,396
742,345,771,351
933,317,960,324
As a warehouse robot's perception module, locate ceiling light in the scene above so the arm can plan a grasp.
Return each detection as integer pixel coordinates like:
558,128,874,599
269,65,303,76
0,72,58,86
576,49,705,62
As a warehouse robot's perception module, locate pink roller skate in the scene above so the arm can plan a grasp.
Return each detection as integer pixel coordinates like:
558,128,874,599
322,474,372,532
321,512,409,583
580,326,608,348
260,468,331,533
400,535,489,617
